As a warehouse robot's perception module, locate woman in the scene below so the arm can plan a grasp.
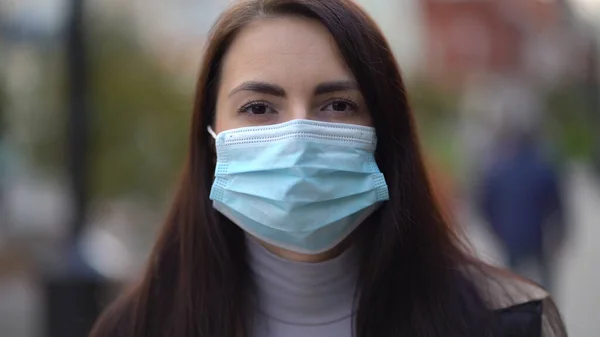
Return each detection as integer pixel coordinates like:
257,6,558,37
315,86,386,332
91,0,567,336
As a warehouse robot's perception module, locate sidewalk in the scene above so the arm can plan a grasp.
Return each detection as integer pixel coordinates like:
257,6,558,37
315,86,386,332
555,163,600,337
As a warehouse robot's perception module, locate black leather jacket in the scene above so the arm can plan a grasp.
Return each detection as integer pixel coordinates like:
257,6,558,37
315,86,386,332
496,300,549,337
472,267,567,337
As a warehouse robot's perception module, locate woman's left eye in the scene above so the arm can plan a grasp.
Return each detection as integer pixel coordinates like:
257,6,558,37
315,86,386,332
322,99,358,112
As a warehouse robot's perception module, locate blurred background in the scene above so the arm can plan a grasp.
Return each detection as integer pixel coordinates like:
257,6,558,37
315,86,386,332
0,0,598,336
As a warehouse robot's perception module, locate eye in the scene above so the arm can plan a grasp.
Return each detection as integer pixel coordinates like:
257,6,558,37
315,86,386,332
321,99,358,112
237,100,277,115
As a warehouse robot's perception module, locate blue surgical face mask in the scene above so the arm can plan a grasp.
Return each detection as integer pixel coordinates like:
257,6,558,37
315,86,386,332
208,119,389,254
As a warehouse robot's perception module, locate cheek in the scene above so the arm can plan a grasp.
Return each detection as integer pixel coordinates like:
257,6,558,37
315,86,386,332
213,99,237,134
213,117,227,135
355,113,373,127
215,114,250,134
213,82,239,133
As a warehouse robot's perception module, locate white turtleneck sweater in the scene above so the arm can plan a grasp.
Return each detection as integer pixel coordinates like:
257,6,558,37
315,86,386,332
246,235,359,337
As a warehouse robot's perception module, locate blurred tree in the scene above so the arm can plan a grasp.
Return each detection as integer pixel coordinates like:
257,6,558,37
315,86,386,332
584,40,600,172
0,79,5,139
32,20,191,205
86,23,191,203
544,85,594,161
408,79,459,125
0,79,5,205
407,79,461,177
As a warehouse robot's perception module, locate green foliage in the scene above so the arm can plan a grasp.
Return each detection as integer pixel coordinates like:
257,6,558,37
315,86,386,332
29,49,67,176
407,79,459,125
87,24,191,202
406,79,460,175
32,20,193,204
0,79,5,137
544,86,594,160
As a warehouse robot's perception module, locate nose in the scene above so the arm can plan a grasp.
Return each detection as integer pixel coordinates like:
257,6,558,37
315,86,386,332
286,100,312,122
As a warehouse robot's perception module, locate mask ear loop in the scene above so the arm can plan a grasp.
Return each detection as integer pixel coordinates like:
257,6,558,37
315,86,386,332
207,126,218,139
207,126,218,167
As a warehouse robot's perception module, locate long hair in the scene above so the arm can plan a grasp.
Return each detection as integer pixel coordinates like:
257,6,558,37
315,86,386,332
90,1,501,336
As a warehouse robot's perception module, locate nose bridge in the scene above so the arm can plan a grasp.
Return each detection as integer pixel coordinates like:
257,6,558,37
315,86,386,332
288,96,312,121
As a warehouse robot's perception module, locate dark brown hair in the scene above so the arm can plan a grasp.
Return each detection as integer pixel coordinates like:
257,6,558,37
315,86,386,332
91,1,506,336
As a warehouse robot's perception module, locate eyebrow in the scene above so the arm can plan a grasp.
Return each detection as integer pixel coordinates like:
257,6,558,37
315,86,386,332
314,80,359,95
228,81,285,98
228,80,359,98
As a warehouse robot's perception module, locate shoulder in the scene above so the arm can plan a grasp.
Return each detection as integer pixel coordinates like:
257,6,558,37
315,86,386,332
462,264,568,337
465,264,547,309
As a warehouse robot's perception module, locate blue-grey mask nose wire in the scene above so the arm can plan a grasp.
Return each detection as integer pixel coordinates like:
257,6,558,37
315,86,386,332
206,119,389,254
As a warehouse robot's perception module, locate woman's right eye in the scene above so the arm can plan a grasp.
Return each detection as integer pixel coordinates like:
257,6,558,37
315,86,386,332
238,101,277,115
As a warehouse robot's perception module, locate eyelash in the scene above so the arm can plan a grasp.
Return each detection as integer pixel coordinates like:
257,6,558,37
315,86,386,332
237,100,272,114
323,97,358,111
237,98,359,114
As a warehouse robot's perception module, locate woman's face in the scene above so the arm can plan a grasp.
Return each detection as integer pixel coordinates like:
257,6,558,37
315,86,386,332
214,16,372,133
213,16,372,262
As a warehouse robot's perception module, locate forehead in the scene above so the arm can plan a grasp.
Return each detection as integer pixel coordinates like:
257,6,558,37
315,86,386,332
219,16,354,88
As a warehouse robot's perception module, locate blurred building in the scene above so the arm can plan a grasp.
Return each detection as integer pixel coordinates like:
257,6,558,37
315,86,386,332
421,0,591,88
418,0,597,190
355,0,425,78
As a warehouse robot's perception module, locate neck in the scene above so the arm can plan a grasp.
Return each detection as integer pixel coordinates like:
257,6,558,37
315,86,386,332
256,235,355,263
246,234,359,324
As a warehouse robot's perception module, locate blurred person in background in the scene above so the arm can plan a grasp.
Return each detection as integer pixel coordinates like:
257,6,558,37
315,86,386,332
478,122,565,292
90,1,566,337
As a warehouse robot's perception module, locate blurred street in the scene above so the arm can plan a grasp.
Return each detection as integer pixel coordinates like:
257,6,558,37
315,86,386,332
1,0,599,336
464,162,600,337
0,163,598,337
557,164,600,337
